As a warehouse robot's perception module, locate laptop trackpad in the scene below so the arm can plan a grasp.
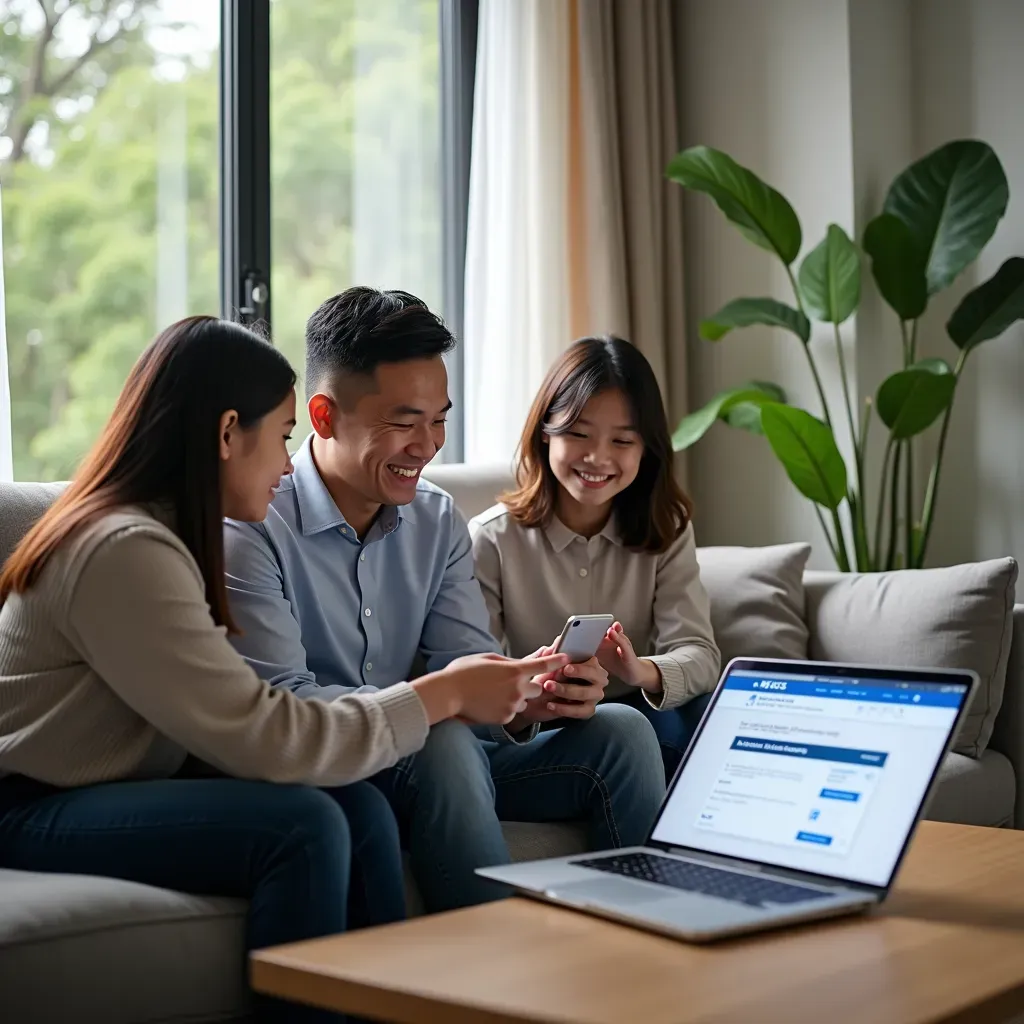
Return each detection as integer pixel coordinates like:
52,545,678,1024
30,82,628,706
548,877,665,907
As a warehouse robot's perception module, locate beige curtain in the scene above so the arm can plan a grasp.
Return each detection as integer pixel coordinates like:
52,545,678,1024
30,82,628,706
464,0,687,470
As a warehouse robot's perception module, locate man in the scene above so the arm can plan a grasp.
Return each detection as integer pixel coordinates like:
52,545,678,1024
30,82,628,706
223,286,665,912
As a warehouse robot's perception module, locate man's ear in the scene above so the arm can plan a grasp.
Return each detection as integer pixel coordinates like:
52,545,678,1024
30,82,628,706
218,410,240,461
308,393,335,440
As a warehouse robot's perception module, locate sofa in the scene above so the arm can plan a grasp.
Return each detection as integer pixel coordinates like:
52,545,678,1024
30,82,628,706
0,469,1020,1023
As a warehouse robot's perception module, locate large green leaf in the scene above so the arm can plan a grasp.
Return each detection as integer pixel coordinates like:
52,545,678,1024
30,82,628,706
875,364,957,439
667,146,802,265
699,297,810,344
723,381,787,435
672,386,780,450
760,404,847,510
798,224,860,323
883,140,1008,295
862,213,927,320
946,257,1024,350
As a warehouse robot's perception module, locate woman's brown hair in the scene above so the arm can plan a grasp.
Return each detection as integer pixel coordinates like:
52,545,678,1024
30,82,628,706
502,335,692,554
0,316,296,631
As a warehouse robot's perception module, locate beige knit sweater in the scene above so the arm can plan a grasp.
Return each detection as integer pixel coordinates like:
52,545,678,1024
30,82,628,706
0,509,429,787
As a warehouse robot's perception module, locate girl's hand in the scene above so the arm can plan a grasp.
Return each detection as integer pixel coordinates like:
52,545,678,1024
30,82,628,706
597,622,663,694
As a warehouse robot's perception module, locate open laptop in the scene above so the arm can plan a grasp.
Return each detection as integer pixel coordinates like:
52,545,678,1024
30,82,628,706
477,657,977,941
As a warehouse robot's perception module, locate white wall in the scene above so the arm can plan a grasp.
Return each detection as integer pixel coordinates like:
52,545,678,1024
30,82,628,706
911,0,1024,570
675,0,1024,573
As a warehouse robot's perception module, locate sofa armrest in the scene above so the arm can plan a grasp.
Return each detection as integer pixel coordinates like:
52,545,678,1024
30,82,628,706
987,604,1024,827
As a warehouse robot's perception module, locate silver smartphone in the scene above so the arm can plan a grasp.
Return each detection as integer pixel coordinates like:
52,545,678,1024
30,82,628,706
551,613,615,664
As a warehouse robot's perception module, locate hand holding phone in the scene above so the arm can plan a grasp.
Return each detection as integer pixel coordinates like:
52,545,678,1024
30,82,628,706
551,614,615,666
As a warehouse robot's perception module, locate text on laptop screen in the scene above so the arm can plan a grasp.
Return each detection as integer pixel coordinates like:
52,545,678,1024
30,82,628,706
650,669,970,887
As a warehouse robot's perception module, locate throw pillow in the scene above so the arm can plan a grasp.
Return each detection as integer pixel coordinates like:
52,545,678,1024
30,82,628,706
804,558,1018,757
696,543,812,665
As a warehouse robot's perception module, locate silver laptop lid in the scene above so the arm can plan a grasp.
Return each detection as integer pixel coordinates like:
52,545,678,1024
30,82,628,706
649,658,976,891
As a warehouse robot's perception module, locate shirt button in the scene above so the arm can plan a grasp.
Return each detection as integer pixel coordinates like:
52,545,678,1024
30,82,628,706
579,568,588,578
360,552,366,561
364,608,372,617
365,662,373,672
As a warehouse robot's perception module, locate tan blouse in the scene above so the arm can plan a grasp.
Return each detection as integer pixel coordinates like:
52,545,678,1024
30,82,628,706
469,505,721,709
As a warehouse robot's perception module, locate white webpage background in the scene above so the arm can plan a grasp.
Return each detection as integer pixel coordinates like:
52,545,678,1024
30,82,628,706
651,684,960,887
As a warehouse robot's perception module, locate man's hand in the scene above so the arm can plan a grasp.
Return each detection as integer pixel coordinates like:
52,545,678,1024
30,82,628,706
512,655,610,727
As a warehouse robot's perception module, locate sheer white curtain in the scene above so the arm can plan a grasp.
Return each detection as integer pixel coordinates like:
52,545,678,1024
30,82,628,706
462,0,687,467
0,185,11,482
463,0,573,465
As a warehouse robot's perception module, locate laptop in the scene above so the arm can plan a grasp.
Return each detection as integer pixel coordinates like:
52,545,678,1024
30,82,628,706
477,657,977,941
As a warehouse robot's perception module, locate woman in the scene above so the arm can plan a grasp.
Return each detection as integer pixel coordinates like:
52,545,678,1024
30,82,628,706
0,316,565,1023
471,336,721,780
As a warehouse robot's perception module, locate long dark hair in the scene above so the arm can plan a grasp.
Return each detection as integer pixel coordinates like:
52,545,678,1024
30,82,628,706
502,336,691,553
0,316,296,631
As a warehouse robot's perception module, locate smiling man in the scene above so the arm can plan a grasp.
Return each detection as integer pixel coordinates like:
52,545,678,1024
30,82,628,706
222,287,665,913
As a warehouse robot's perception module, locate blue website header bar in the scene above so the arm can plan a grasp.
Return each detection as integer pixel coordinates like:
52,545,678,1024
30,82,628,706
725,673,965,708
730,736,890,766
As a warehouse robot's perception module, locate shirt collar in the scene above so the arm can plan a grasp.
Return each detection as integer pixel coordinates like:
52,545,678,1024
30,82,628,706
543,512,623,552
290,434,414,538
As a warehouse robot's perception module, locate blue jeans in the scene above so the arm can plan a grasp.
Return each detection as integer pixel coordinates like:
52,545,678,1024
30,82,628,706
0,775,405,1024
619,690,715,781
372,702,665,911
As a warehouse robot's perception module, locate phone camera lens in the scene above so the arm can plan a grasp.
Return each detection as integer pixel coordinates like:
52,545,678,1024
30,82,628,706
572,620,581,627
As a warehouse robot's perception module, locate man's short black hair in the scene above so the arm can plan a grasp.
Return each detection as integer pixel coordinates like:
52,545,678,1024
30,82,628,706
305,286,456,397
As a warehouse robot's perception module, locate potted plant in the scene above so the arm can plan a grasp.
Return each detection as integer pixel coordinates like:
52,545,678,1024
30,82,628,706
668,140,1023,571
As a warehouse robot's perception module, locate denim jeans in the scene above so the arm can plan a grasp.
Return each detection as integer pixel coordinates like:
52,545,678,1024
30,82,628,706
618,690,715,781
0,775,405,1024
371,701,665,911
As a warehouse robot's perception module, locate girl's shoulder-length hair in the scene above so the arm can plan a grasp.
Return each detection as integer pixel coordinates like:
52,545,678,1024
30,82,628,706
500,335,692,554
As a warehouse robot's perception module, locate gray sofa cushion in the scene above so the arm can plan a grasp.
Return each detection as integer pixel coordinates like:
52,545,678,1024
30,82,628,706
0,481,66,563
0,869,249,1023
926,749,1015,827
805,559,1018,757
696,542,812,663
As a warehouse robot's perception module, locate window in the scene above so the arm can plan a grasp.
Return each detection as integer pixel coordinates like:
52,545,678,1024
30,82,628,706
269,0,443,406
2,0,473,480
1,0,219,481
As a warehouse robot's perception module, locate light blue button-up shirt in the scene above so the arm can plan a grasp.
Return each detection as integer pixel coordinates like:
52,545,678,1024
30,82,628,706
223,435,510,737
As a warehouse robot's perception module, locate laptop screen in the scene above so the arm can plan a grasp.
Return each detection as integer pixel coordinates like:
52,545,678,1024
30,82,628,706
650,662,973,888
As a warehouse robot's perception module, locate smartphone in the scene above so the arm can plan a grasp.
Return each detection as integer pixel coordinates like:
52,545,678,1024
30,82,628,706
551,614,615,665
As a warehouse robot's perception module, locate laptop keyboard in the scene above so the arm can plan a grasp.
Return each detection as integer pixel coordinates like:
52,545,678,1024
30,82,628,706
573,852,832,909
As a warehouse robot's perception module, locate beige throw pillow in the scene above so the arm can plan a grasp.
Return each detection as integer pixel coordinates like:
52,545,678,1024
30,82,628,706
696,543,812,666
804,558,1018,757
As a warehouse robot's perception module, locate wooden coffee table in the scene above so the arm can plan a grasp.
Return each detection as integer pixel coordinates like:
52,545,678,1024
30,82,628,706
251,821,1024,1023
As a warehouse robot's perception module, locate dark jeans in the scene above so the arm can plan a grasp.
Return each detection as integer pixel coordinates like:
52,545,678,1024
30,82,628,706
619,690,715,781
372,703,666,911
0,775,405,1023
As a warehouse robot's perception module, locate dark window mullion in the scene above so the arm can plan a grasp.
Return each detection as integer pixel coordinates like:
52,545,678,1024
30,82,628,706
439,0,479,464
220,0,271,331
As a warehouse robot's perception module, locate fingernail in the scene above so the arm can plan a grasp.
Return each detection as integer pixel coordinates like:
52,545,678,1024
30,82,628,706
565,665,574,675
548,703,558,711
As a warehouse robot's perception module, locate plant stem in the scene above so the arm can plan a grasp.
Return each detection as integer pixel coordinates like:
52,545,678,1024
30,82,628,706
899,320,910,365
873,437,894,571
886,441,902,571
785,264,835,433
904,438,914,569
829,506,851,572
813,505,841,567
909,319,919,364
833,321,866,568
917,348,969,567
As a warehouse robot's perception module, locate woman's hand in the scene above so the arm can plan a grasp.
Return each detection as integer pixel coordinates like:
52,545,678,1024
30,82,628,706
412,650,569,725
597,621,663,694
